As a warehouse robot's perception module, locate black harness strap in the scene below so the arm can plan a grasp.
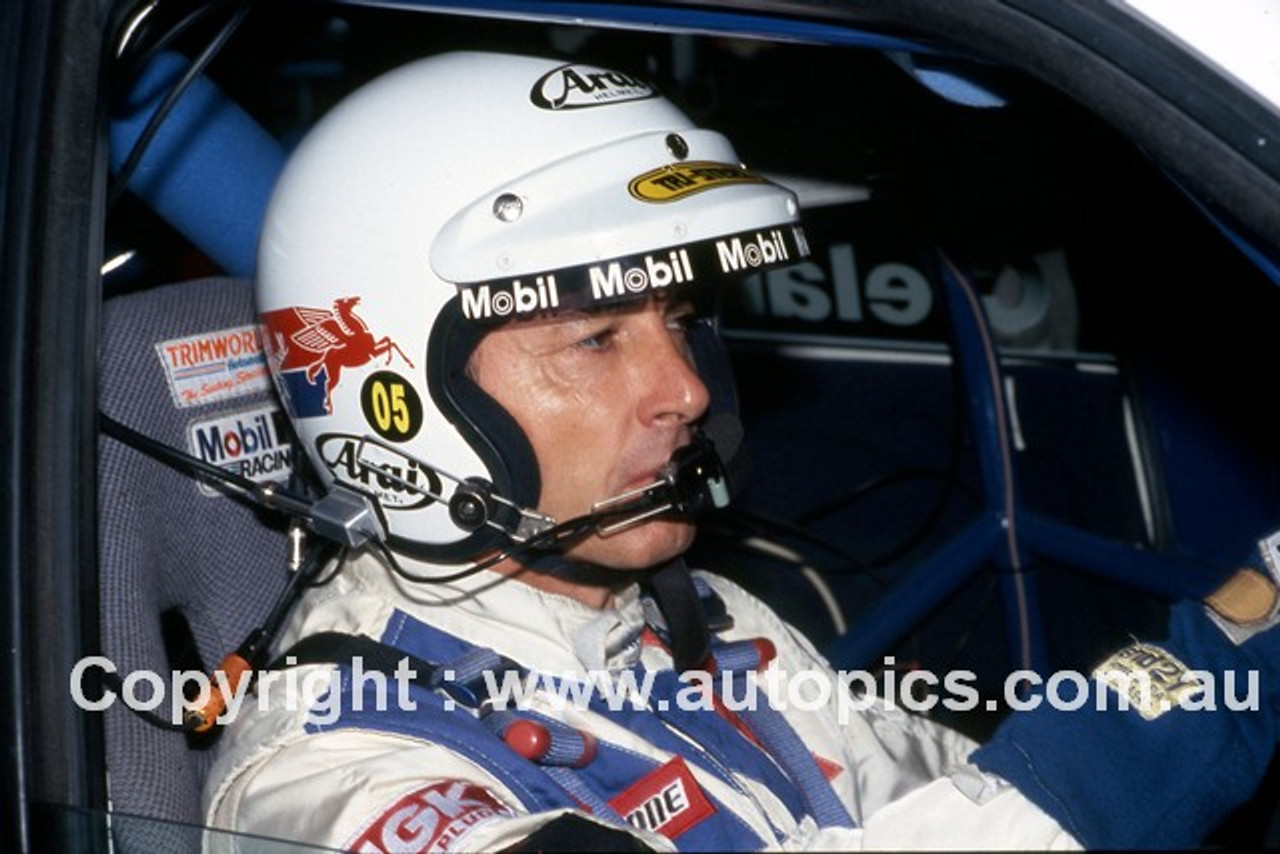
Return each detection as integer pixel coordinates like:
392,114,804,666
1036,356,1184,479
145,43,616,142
644,558,711,673
270,630,440,691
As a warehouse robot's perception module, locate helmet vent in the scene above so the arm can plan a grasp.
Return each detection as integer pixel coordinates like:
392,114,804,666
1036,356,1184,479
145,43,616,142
492,192,524,223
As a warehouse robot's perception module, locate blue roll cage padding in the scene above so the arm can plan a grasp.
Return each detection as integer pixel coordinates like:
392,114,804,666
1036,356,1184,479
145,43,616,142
109,51,287,277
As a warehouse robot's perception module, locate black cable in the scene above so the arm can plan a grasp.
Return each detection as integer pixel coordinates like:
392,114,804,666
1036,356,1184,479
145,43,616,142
378,541,499,586
103,406,562,585
780,338,979,570
100,409,261,500
105,404,721,591
116,0,240,87
100,409,332,535
793,467,977,529
253,539,343,654
107,0,255,213
376,505,631,586
99,670,195,733
710,507,877,577
306,547,351,588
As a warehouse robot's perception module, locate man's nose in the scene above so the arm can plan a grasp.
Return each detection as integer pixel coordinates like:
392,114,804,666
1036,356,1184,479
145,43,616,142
636,324,711,428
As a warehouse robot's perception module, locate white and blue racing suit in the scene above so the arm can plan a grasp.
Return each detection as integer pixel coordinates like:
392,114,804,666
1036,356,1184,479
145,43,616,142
204,541,1280,851
202,549,1077,851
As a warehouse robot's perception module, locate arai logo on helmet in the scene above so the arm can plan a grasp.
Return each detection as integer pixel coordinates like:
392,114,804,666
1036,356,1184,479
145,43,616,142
530,63,656,110
316,432,441,511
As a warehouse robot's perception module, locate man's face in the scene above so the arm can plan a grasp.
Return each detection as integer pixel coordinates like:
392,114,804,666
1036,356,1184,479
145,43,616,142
469,296,710,572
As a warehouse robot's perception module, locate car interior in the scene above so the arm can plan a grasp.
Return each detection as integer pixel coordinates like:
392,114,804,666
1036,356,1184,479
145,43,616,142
6,0,1280,850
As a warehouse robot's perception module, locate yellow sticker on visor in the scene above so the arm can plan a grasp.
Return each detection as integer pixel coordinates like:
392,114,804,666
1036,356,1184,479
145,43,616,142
628,161,767,203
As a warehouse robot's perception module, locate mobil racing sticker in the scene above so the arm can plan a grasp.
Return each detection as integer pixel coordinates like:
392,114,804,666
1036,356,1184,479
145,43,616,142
260,296,414,419
154,324,271,409
187,405,293,497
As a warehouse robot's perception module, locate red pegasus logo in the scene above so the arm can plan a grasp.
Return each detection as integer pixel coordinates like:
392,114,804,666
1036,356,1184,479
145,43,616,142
262,296,413,414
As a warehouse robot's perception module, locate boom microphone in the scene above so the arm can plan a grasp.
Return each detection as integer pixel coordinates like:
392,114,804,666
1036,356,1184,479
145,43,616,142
589,412,744,535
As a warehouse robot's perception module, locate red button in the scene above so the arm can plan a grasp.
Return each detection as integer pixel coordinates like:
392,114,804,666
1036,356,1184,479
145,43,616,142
503,719,551,761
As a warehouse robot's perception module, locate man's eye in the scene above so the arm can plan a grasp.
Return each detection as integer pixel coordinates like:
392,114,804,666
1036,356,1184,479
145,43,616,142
574,329,613,351
667,312,702,335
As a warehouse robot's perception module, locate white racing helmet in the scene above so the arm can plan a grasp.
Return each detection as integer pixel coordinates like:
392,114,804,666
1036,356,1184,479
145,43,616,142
257,51,809,564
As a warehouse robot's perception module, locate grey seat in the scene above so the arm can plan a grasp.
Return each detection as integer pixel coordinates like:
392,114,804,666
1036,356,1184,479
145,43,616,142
98,276,294,846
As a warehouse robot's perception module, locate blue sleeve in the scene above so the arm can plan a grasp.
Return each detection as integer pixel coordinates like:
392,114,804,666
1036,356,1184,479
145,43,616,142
970,594,1279,849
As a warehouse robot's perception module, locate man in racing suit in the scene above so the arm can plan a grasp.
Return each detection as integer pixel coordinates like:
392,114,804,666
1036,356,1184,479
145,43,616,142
202,50,1280,851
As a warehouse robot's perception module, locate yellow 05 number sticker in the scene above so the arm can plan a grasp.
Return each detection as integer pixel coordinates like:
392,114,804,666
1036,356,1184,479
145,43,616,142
360,371,423,442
